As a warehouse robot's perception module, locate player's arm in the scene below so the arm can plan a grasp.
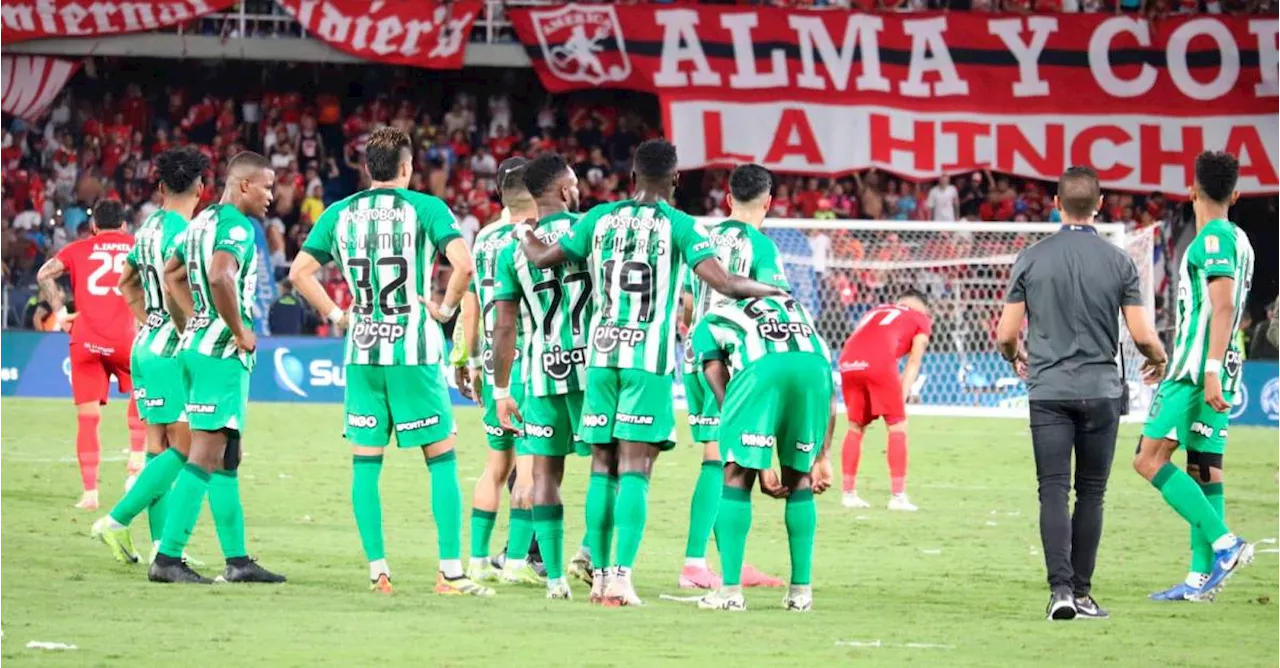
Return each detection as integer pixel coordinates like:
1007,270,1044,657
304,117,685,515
428,238,475,323
289,251,345,328
1117,255,1165,381
35,256,67,311
117,262,147,324
491,299,521,430
702,358,729,407
692,259,786,301
516,219,570,269
208,250,253,350
997,252,1029,370
900,333,929,402
681,291,694,328
460,290,481,367
163,254,192,332
1203,276,1237,412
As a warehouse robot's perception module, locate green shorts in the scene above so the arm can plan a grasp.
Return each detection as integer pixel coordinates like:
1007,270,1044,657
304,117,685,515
522,391,589,457
481,358,526,452
720,352,832,473
683,370,720,443
1142,379,1232,455
345,364,455,448
580,367,677,449
180,350,249,433
135,345,187,425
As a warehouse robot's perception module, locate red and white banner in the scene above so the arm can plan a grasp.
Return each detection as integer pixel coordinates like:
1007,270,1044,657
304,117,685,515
1,0,235,42
1,56,81,121
512,6,1279,193
665,101,1279,195
276,0,480,69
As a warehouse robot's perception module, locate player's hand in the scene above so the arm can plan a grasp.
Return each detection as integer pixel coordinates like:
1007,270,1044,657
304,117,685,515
810,456,833,495
419,296,456,323
469,368,484,408
234,330,257,353
496,396,522,434
454,366,473,400
1204,373,1230,413
1140,358,1166,384
1014,358,1029,380
759,469,791,499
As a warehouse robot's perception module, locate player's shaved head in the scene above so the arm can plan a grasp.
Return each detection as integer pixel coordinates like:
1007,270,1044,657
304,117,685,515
500,164,535,209
226,150,272,181
154,146,209,195
633,139,678,179
523,153,571,198
897,288,930,314
1194,150,1239,205
497,157,528,192
729,164,773,204
91,199,126,230
225,151,275,219
1056,166,1101,221
366,126,412,183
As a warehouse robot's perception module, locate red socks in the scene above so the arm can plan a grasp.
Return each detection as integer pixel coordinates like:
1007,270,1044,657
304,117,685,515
841,430,863,493
888,430,908,495
76,413,102,492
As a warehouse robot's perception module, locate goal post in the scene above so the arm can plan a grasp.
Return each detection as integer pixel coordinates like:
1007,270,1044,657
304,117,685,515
686,217,1157,421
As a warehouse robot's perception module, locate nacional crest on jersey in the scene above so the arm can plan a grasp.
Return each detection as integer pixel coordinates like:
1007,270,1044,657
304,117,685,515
530,4,631,86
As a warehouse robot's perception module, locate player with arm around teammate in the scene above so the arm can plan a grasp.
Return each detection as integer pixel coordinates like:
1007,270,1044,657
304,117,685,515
837,290,932,511
289,127,490,596
93,146,210,564
692,295,835,612
513,140,787,606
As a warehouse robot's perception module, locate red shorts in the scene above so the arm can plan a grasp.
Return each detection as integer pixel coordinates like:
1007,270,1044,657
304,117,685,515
69,339,133,405
840,367,904,427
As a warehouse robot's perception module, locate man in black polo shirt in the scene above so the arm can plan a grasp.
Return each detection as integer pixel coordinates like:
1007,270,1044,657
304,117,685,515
996,166,1168,621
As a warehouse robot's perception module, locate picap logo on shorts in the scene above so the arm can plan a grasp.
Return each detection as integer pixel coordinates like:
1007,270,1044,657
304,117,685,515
542,345,587,380
187,403,217,414
756,321,815,342
583,413,610,428
592,325,646,353
395,416,441,432
351,319,407,351
525,423,556,438
741,433,777,448
1190,421,1214,439
347,413,379,429
617,413,654,425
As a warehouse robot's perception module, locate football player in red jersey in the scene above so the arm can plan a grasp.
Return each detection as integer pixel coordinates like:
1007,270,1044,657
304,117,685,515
36,200,145,510
837,289,933,512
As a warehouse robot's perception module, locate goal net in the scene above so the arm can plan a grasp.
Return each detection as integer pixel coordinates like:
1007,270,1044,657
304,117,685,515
685,218,1157,420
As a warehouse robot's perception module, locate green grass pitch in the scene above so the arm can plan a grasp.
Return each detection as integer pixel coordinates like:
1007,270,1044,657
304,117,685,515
1,397,1276,667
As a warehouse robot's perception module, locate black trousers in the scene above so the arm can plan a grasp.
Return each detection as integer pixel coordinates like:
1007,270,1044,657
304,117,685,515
1028,398,1121,597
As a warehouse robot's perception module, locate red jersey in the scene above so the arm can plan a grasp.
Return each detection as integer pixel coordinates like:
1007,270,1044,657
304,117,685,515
839,304,932,371
56,230,137,345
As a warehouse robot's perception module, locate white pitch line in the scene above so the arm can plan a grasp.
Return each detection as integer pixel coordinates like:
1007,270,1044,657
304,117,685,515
1257,548,1279,554
658,593,704,604
4,455,128,464
835,640,882,649
26,641,77,651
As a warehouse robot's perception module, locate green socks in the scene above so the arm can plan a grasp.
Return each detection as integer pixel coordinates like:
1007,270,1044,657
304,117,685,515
507,508,534,562
427,451,464,562
1152,463,1230,544
470,508,497,559
785,489,817,586
353,454,385,562
585,472,618,570
534,504,566,580
1190,481,1225,574
716,486,752,587
108,448,186,542
614,472,650,570
684,460,723,559
209,470,247,560
159,463,211,559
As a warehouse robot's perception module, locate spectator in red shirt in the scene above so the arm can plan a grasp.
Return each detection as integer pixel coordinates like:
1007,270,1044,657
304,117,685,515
796,177,824,218
488,126,517,162
771,184,794,217
120,84,149,133
450,130,472,162
106,113,131,147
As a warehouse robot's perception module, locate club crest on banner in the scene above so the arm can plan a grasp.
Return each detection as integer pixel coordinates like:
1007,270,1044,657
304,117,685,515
531,4,631,86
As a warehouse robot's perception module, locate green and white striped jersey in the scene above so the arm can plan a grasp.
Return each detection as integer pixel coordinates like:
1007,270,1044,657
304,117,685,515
683,220,791,374
1167,218,1254,391
558,199,715,375
302,188,462,366
470,220,527,379
690,296,831,375
494,211,592,397
127,209,188,357
174,203,257,368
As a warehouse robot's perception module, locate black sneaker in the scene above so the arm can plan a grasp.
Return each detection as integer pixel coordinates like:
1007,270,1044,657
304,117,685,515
1046,590,1077,620
218,557,286,584
1074,596,1109,619
149,554,213,584
531,555,547,578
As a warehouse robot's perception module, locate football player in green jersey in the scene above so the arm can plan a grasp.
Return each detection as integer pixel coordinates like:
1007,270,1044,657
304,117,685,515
690,296,835,612
457,158,543,586
151,151,285,585
515,140,785,606
290,127,490,596
491,152,591,600
93,147,210,566
678,163,790,590
1136,151,1257,601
